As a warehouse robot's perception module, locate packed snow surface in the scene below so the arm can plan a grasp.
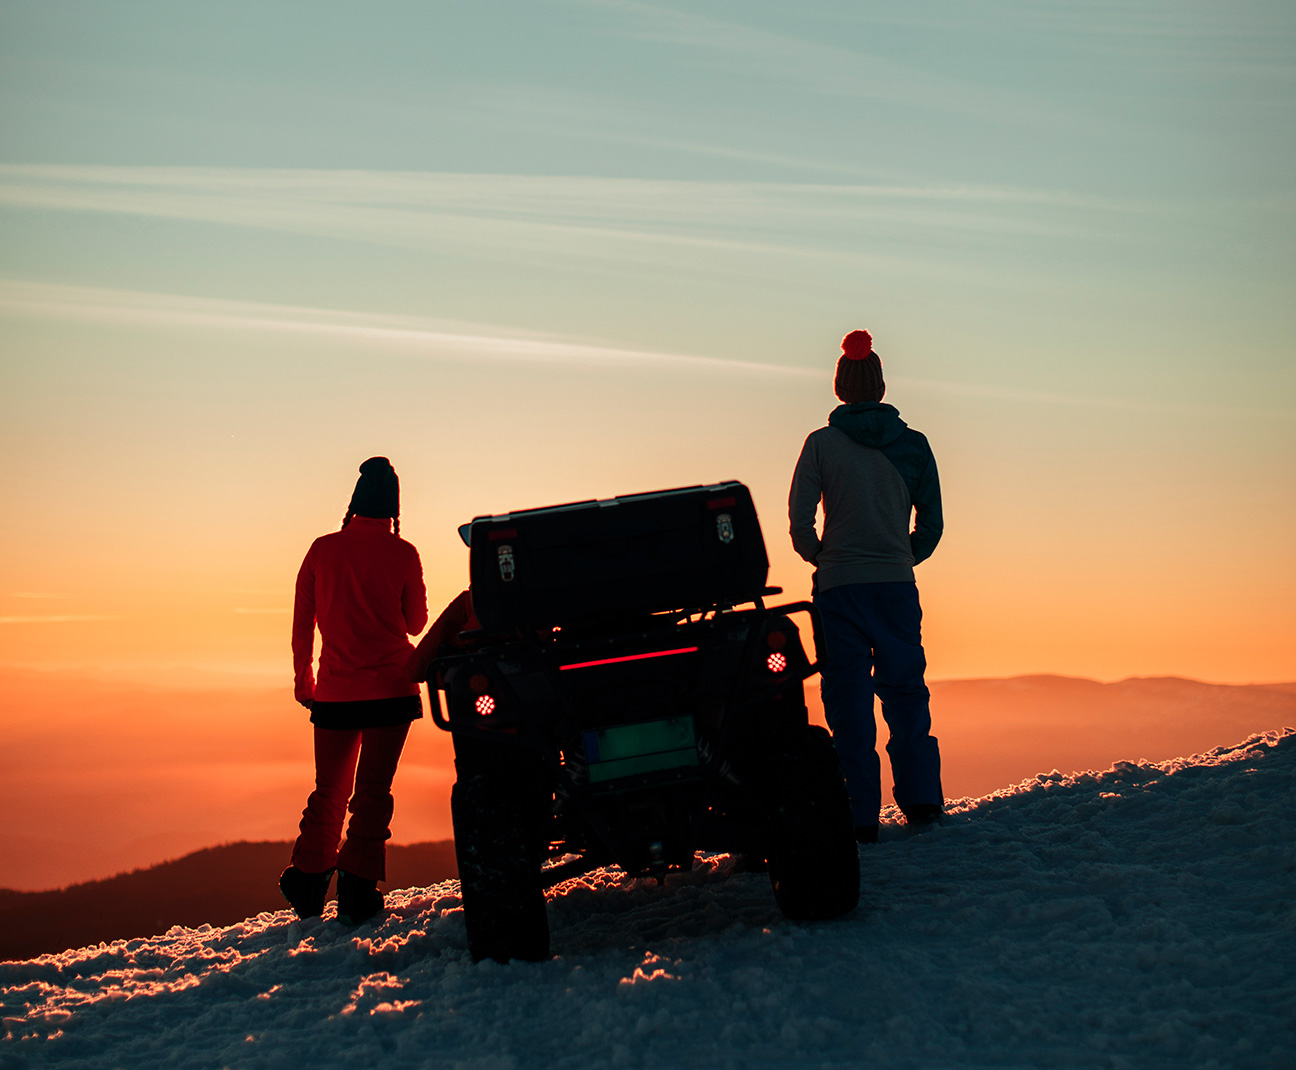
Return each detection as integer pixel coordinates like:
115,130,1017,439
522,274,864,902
3,730,1293,1069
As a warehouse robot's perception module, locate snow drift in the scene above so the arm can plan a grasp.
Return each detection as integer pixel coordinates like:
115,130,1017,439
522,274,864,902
3,729,1293,1070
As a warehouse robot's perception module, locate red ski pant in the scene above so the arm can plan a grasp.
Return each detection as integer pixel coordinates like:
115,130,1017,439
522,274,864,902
291,723,409,882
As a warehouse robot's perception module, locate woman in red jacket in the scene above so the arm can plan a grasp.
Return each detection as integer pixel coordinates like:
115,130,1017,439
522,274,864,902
279,457,429,925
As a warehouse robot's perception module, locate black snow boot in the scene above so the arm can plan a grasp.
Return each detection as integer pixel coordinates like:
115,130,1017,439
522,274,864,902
278,866,335,919
901,804,943,830
336,870,384,926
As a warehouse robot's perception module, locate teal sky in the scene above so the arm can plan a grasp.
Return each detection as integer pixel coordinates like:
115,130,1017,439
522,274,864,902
1,0,1293,683
3,1,1292,194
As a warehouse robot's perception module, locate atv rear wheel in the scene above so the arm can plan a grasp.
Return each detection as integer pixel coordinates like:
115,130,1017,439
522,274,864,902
767,725,860,921
452,767,550,963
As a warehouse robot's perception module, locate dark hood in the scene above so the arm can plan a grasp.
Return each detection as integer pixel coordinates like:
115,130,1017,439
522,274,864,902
828,402,908,447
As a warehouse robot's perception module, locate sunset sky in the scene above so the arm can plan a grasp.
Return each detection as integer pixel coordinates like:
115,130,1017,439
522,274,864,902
3,0,1292,688
1,0,1293,888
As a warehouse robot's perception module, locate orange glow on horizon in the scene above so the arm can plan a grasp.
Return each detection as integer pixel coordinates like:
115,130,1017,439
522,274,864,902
5,664,1292,892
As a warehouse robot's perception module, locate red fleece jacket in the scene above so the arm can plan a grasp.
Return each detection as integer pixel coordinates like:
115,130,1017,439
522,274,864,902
293,516,429,704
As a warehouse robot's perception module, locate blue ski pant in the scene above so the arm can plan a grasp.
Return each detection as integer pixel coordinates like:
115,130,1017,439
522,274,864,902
815,581,943,825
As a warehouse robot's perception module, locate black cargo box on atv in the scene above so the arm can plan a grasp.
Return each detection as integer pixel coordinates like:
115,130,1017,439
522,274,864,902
463,481,769,632
430,481,859,963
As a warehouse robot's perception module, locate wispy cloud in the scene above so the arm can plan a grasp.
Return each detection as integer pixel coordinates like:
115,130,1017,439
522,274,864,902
0,165,1133,272
0,279,819,379
576,0,1293,115
462,84,885,182
1,279,1246,416
571,0,1073,129
890,375,1250,416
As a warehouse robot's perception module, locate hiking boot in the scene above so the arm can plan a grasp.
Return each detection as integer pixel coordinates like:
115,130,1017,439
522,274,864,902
855,824,879,845
278,866,334,919
901,804,943,829
336,870,384,926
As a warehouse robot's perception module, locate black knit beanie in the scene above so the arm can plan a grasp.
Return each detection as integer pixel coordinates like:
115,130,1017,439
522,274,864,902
834,329,885,403
349,456,400,519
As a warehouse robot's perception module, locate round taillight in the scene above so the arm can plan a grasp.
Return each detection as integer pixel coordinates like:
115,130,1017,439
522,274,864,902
469,673,491,694
474,694,496,716
767,652,787,673
766,630,787,651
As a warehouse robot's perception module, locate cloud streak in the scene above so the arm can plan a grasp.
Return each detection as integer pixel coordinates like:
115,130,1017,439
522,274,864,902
0,279,819,379
889,375,1254,416
574,0,1070,128
0,165,1133,271
1,279,1247,416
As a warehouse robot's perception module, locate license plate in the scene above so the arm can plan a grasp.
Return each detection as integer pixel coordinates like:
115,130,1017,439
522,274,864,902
583,718,698,783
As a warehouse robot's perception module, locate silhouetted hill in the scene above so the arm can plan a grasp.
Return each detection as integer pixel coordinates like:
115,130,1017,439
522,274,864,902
0,839,457,962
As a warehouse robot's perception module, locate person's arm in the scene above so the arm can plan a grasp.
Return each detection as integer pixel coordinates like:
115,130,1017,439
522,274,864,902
291,550,317,707
403,548,430,635
408,589,472,681
909,443,943,565
788,435,824,564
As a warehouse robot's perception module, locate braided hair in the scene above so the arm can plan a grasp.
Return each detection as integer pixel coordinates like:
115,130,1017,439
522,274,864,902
340,508,400,535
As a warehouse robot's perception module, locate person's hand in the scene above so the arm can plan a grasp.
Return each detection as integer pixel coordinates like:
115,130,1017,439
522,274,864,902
406,647,429,683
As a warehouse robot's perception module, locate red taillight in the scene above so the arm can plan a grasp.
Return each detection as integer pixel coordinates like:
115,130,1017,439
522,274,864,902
766,630,787,651
766,652,787,674
475,694,496,716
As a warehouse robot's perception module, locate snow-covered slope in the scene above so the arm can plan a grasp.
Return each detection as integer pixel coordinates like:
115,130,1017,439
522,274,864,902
3,730,1293,1070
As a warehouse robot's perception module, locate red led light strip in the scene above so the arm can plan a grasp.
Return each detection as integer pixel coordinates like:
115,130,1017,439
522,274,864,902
559,646,700,671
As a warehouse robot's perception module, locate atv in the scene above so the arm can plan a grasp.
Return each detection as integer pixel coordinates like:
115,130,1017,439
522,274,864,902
424,481,859,963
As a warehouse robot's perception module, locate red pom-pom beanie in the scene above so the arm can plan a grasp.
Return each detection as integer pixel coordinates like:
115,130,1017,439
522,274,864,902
834,329,885,403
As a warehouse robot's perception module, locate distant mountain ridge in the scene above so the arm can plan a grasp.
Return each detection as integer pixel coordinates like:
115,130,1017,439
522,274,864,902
4,666,1296,962
923,674,1296,800
3,669,1293,918
0,840,457,962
